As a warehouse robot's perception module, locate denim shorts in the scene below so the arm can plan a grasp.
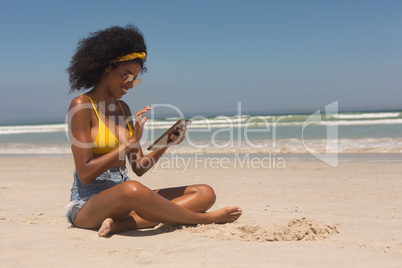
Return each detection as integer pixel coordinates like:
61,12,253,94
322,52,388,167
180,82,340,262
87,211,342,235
65,166,130,225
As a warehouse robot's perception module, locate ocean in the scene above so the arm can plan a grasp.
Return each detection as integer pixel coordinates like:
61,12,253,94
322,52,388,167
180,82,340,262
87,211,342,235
0,111,401,161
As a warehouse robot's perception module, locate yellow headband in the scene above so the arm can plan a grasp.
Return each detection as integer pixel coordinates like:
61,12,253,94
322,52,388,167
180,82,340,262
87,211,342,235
111,52,146,63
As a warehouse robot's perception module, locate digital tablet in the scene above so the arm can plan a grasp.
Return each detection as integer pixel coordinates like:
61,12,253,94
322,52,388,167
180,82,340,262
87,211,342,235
147,119,191,150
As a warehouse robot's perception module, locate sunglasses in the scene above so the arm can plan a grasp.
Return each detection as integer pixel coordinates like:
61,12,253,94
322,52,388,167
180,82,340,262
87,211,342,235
120,71,142,87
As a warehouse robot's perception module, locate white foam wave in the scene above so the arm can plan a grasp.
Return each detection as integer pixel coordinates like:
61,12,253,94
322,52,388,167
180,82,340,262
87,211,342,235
168,138,402,154
1,137,402,155
333,112,400,119
317,118,402,126
0,124,68,135
2,116,402,136
180,118,402,128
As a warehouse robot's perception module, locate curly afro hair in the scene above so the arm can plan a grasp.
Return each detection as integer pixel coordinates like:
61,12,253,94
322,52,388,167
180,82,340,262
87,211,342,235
67,25,147,92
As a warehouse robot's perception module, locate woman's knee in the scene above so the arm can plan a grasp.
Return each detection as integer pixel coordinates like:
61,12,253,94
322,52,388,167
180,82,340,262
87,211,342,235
120,181,152,202
192,184,216,207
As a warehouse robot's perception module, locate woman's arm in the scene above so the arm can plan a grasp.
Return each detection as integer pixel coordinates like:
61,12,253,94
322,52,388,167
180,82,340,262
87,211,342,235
127,146,168,177
127,131,185,176
119,101,185,177
68,96,142,184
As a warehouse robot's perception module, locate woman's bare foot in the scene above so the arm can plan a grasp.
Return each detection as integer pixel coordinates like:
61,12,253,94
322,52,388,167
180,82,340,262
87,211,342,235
203,207,242,224
98,218,114,237
97,207,241,236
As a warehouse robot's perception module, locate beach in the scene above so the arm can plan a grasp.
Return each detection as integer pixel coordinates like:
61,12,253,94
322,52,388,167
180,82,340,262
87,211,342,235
1,155,401,267
2,0,402,266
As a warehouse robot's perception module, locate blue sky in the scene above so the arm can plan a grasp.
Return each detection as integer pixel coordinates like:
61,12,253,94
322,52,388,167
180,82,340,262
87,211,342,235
0,0,401,124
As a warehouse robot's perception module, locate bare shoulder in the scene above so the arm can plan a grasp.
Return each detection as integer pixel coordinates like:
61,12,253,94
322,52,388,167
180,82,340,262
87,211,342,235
68,95,92,119
69,94,90,109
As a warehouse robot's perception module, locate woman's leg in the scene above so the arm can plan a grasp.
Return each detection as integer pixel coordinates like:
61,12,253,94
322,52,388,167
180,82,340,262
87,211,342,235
74,181,241,236
98,184,218,236
155,184,217,212
123,184,217,228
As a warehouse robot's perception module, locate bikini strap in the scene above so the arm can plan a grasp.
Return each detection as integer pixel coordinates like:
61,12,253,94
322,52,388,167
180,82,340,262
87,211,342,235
115,99,133,133
82,95,100,119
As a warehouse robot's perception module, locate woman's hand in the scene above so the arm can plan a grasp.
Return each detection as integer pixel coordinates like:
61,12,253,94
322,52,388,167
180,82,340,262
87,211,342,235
128,105,151,146
166,125,187,148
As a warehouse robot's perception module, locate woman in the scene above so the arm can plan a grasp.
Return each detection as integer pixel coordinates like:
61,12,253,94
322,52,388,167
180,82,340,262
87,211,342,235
66,25,242,237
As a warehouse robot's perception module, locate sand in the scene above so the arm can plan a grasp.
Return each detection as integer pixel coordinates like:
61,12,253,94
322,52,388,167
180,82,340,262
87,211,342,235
0,155,401,267
157,217,339,242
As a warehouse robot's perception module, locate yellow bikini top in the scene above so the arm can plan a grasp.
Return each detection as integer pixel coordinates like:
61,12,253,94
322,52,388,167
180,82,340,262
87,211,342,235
84,95,133,154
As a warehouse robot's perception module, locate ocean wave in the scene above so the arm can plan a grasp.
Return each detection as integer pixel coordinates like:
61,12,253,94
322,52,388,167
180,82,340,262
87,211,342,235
168,138,402,154
165,117,181,121
0,124,67,135
2,138,401,155
317,118,402,126
333,112,400,119
184,118,402,128
2,111,402,135
2,117,402,135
